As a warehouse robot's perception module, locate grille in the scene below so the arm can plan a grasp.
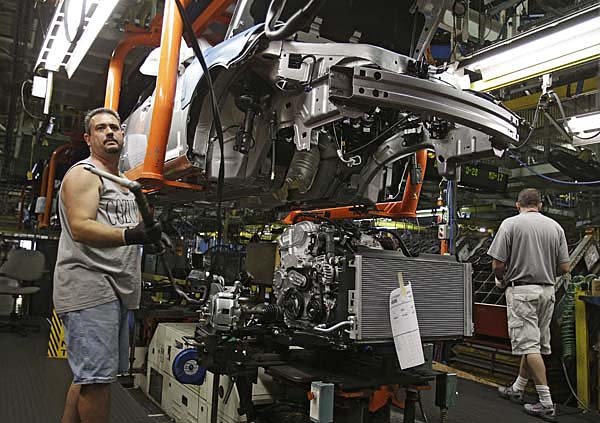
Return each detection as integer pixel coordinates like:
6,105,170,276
354,251,472,342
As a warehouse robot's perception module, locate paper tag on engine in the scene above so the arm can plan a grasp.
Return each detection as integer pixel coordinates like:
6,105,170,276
389,282,424,369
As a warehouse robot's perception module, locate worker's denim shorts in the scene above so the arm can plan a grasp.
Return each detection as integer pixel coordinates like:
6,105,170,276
505,285,555,355
60,300,130,384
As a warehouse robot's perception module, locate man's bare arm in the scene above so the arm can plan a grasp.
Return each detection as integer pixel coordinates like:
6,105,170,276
492,259,506,280
62,166,126,247
557,262,570,275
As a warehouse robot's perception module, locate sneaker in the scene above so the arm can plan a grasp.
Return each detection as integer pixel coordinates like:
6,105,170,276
498,385,524,403
524,402,556,421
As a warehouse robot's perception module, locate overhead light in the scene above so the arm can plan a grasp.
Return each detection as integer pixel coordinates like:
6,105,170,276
456,4,600,92
416,207,447,218
35,0,120,78
565,112,600,146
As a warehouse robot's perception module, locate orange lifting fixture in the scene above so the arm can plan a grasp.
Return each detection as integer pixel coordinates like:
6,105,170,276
39,1,235,229
104,0,234,191
38,143,74,229
105,0,426,219
104,16,164,110
282,150,428,224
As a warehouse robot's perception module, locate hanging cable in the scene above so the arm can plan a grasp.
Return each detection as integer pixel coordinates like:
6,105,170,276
551,91,600,140
572,130,600,140
561,360,592,412
264,0,326,41
21,80,42,120
418,391,430,423
344,115,411,156
174,0,226,242
507,151,600,185
64,0,86,44
510,94,543,150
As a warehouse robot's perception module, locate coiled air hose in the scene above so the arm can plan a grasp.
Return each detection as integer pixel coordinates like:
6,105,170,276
559,274,595,411
561,274,595,360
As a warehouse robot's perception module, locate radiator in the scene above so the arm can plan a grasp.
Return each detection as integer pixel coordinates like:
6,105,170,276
352,250,473,342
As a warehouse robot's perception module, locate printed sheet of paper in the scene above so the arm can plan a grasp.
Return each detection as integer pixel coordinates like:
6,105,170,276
389,277,424,369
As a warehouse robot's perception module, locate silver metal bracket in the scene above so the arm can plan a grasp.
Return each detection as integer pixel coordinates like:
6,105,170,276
329,65,520,146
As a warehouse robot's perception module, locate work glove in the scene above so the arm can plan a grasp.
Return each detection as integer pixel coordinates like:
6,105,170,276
144,232,173,255
495,276,507,289
124,221,162,245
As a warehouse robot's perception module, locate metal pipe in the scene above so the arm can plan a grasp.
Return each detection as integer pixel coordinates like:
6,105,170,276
313,320,353,333
37,164,49,224
447,179,457,255
40,144,71,229
104,29,162,110
192,0,234,36
105,0,231,112
141,0,191,182
16,189,26,231
383,149,428,216
43,71,54,115
282,149,429,224
3,0,30,177
13,105,25,159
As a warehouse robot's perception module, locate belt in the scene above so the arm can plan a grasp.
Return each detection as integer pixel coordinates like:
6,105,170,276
511,282,552,287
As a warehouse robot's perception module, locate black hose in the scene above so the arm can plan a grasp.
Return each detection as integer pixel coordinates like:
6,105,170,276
370,228,413,257
292,212,354,238
264,0,326,41
344,116,411,156
174,0,226,242
159,254,204,305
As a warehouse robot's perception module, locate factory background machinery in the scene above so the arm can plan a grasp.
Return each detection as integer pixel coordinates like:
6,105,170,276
0,1,599,423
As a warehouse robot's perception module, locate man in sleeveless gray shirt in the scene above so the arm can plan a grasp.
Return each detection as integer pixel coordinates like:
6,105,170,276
55,108,162,423
488,188,569,419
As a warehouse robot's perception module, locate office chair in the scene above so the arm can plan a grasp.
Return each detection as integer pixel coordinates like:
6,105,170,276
0,249,46,336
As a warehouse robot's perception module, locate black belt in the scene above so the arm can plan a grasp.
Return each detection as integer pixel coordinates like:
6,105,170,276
511,282,552,287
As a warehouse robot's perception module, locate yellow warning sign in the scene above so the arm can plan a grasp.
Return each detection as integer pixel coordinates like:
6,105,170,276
48,309,67,359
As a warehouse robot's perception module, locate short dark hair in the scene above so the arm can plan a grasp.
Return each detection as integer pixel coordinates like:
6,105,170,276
84,107,121,134
517,188,541,208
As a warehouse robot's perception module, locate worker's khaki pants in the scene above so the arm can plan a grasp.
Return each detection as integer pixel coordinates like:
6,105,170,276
505,284,555,355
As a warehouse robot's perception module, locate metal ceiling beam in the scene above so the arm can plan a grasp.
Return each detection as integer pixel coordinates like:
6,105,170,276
439,7,502,42
503,78,598,111
3,0,32,177
74,64,108,75
532,0,560,16
486,0,526,17
510,163,560,179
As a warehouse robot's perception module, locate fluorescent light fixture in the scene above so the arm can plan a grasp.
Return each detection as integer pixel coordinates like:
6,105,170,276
458,4,600,92
35,0,120,77
416,206,447,218
565,112,600,146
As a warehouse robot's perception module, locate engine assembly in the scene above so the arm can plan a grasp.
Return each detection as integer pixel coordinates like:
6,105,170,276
196,221,472,348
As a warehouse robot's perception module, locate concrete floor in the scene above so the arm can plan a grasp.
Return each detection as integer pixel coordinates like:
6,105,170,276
1,317,598,423
0,317,168,423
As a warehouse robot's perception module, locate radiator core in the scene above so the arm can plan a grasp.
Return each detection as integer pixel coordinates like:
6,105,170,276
352,251,473,342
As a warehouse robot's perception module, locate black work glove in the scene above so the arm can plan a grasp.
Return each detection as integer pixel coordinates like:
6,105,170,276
144,232,173,255
124,221,162,245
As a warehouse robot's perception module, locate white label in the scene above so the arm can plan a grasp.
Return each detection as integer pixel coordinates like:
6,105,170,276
32,76,47,98
389,279,425,369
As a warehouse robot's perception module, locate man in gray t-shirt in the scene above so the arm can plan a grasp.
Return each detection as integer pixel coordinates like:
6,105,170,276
487,188,569,419
56,108,162,423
